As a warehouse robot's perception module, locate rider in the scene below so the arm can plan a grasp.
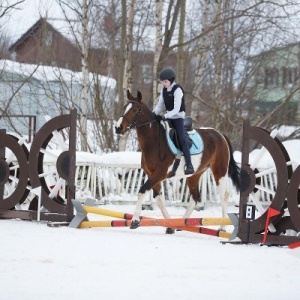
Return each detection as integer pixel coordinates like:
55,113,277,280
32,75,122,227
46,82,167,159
153,67,194,175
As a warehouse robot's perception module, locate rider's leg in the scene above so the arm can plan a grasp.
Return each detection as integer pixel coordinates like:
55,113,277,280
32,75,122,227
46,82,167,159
171,118,194,175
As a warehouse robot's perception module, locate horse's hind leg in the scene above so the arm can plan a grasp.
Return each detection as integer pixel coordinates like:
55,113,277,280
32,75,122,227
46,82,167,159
218,175,230,227
153,183,174,234
153,183,171,219
183,172,202,218
211,166,230,230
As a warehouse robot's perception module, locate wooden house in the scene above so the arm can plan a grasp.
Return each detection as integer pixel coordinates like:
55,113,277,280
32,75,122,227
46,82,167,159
251,43,300,123
8,17,179,102
9,18,82,72
0,59,116,136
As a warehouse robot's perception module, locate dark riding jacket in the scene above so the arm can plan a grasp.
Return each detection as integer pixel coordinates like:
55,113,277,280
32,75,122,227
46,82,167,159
163,84,185,113
153,82,185,119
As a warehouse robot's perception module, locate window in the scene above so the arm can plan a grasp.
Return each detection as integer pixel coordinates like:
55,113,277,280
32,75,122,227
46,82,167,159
11,52,16,61
282,67,298,88
264,67,279,88
45,31,53,46
141,64,152,84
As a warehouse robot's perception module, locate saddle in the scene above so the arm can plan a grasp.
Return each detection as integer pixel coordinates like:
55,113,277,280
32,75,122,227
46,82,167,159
169,117,193,149
161,116,203,156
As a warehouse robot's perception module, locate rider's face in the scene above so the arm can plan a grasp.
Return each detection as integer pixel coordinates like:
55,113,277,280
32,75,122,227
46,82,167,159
162,80,171,88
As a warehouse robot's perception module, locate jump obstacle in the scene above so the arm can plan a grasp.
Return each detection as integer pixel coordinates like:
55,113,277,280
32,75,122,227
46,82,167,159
0,109,77,222
69,199,238,240
2,116,300,247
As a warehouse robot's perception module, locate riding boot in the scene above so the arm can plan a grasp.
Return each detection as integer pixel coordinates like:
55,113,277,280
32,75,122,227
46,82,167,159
183,148,194,175
185,161,194,175
181,128,194,175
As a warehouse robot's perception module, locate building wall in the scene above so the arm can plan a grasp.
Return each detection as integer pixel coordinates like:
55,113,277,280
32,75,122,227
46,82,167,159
13,27,82,72
251,43,300,122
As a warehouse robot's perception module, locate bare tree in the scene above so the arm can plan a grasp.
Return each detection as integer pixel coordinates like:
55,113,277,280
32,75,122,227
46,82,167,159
116,0,126,112
152,0,163,104
123,0,135,94
176,0,186,84
80,0,89,151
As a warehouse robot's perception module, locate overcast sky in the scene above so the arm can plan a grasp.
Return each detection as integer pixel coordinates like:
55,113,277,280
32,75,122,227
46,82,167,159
2,0,64,41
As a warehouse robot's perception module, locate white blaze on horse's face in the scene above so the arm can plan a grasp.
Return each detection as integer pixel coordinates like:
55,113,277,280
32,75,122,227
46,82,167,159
116,103,133,128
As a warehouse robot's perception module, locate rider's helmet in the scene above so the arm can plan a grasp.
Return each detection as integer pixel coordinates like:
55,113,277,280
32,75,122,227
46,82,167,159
159,68,176,82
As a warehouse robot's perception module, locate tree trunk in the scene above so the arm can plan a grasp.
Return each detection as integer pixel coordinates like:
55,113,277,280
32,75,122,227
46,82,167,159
152,0,163,107
191,0,214,125
80,0,89,151
158,0,181,72
123,0,135,94
119,0,136,151
213,0,224,130
177,0,186,84
117,0,126,115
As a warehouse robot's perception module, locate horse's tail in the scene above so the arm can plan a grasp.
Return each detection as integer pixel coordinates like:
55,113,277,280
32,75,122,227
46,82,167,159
224,135,241,192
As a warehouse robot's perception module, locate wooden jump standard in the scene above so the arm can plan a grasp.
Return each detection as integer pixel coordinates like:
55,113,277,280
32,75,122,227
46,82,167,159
69,199,238,240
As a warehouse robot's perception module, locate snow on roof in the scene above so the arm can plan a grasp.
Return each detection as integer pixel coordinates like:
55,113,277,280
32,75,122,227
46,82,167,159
0,59,116,88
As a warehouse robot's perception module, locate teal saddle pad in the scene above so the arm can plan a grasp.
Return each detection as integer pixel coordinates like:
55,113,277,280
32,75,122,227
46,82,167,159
166,129,204,155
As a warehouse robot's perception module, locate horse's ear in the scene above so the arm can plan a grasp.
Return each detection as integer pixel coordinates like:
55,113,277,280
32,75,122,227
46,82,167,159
137,91,142,102
127,90,133,100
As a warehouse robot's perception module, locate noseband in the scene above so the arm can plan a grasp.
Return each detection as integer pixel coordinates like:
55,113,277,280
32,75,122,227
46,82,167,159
121,100,155,130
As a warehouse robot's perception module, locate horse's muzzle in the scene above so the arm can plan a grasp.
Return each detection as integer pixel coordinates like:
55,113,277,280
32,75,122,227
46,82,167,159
115,125,123,134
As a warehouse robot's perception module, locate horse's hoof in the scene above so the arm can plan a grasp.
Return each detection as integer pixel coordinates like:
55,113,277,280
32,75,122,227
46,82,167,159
130,220,140,229
165,228,175,234
218,227,226,232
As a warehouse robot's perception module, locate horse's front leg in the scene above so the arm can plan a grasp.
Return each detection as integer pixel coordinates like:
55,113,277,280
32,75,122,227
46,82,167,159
153,183,171,219
131,178,157,229
131,192,147,229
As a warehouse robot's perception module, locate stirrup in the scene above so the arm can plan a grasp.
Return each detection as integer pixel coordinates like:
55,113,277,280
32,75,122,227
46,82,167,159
185,164,194,175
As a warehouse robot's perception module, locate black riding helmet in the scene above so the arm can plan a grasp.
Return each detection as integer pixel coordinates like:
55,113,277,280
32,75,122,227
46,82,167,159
159,68,176,81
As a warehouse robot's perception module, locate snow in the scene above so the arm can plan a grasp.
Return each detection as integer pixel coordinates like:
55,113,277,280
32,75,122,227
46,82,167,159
0,60,116,88
234,139,300,169
1,203,300,300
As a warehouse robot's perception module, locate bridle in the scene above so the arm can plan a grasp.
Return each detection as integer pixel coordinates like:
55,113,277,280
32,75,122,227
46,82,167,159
121,100,155,130
120,99,166,162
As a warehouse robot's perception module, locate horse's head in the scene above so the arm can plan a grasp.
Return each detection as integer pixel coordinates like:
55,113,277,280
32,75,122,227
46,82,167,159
115,90,144,134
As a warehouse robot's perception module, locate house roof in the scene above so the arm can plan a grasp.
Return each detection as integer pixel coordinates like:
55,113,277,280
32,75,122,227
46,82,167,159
0,59,116,88
249,41,300,60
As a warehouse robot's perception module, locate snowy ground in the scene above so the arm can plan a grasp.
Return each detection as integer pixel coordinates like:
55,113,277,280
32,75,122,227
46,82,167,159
1,203,299,300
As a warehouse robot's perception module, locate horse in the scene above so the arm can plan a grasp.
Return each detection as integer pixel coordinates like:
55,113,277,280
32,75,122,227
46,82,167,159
115,90,240,234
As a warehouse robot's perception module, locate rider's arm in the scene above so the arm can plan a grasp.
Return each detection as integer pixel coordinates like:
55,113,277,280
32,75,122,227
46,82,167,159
153,92,165,115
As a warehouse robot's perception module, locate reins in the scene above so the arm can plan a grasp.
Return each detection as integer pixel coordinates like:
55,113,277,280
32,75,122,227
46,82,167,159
124,100,167,162
122,100,155,129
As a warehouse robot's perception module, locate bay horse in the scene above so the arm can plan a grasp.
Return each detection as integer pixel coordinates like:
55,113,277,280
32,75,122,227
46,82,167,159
115,90,240,233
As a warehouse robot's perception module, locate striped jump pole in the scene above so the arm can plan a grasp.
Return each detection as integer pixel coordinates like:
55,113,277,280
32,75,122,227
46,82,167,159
79,217,232,228
79,219,232,239
80,205,232,238
69,199,237,240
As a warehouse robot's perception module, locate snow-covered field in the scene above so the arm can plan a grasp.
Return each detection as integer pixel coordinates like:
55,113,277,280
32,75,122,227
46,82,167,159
1,203,299,300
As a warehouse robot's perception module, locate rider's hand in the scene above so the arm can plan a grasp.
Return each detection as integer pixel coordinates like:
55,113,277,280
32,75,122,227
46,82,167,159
153,113,164,122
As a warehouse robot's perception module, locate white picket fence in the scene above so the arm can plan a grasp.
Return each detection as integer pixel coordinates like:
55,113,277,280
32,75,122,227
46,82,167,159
42,161,279,208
